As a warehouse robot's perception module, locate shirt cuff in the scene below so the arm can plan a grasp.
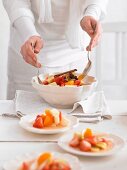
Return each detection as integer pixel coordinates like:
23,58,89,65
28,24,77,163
14,16,40,43
84,4,102,20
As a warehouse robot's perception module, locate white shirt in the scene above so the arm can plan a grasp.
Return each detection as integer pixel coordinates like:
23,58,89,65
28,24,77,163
3,0,108,67
13,0,102,43
3,0,108,99
40,0,70,40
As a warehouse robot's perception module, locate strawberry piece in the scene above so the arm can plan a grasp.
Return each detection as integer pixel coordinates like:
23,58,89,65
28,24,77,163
21,162,30,170
43,160,71,170
85,136,98,146
74,80,81,86
59,112,62,121
69,136,80,147
33,116,44,128
54,76,66,86
79,140,92,152
60,82,65,86
54,76,62,85
43,80,49,85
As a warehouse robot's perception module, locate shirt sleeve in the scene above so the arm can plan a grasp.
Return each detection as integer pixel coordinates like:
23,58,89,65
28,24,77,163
84,4,101,20
84,0,109,20
14,17,40,43
2,0,35,25
3,0,40,42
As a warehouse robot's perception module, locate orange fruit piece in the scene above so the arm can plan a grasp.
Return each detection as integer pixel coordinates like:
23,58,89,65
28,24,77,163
41,114,46,121
37,152,52,166
44,115,54,127
65,80,74,85
84,128,93,138
45,109,52,116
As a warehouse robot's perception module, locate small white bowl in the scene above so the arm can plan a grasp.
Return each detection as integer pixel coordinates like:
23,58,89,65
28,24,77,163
32,74,97,108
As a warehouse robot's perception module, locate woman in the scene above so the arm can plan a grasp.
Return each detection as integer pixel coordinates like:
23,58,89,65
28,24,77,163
3,0,108,99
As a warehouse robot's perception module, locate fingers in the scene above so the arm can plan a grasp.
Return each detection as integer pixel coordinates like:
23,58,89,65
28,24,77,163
80,16,95,36
25,41,37,62
86,35,100,51
21,44,41,68
20,36,43,67
34,38,44,54
86,33,101,51
81,16,102,51
86,22,102,51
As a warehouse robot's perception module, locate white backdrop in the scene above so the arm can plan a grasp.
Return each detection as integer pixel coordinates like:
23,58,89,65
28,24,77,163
0,0,127,99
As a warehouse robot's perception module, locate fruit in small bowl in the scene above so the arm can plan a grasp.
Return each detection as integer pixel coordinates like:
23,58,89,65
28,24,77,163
69,128,113,153
33,108,69,129
18,152,72,170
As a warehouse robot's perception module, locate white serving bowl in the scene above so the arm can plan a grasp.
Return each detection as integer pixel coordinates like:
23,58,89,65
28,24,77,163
32,74,97,108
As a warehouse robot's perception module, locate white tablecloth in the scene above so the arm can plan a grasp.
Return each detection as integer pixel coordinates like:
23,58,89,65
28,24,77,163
0,100,127,142
0,100,127,170
0,142,127,170
0,115,127,142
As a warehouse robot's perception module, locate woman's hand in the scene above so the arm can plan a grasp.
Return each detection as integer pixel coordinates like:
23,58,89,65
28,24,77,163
20,36,44,67
80,16,102,51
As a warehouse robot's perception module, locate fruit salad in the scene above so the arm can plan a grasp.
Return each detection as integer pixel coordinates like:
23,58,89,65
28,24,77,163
18,152,71,170
41,71,85,87
33,109,69,129
69,128,113,152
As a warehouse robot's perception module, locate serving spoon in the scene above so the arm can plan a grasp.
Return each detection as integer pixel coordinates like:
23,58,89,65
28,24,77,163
36,66,42,84
78,51,92,80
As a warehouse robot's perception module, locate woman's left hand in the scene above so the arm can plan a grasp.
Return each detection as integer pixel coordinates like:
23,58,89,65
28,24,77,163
80,16,102,51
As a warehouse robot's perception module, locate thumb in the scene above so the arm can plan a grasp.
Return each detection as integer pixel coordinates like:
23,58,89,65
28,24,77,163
34,38,43,54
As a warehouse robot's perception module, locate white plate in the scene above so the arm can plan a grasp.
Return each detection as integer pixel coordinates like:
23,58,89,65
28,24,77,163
3,152,81,170
58,133,125,156
19,114,78,134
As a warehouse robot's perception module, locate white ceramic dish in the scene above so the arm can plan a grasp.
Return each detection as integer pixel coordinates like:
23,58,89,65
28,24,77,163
19,114,78,134
3,152,81,170
32,74,97,108
58,132,125,157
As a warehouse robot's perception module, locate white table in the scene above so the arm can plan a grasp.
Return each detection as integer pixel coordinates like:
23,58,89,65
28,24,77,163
0,100,127,170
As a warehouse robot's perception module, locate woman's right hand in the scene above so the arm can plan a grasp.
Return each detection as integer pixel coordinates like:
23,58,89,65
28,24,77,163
20,36,44,67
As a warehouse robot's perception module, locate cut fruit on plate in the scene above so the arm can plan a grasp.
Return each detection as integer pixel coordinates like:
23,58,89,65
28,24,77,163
3,152,81,170
32,109,64,129
58,128,125,156
19,109,78,134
